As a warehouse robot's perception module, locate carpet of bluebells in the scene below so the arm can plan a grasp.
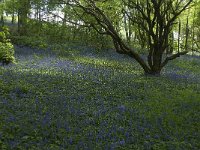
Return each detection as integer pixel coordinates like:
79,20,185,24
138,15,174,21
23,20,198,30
0,45,200,150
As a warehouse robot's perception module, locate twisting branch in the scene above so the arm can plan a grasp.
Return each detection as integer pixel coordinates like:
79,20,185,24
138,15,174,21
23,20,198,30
60,0,193,75
161,51,189,67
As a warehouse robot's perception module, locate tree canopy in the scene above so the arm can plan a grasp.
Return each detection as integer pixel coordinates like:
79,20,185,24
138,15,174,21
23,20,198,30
0,0,199,75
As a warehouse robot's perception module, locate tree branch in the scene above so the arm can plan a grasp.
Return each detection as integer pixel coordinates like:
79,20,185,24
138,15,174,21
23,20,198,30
161,51,188,67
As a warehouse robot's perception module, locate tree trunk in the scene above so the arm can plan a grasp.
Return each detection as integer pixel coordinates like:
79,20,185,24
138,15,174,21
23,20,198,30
18,0,30,35
11,13,15,24
1,15,4,26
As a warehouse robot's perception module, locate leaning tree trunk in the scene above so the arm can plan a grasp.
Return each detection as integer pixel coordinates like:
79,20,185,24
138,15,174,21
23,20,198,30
67,0,191,76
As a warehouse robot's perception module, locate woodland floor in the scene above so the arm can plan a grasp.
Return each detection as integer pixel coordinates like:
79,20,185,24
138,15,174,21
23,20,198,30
0,45,200,149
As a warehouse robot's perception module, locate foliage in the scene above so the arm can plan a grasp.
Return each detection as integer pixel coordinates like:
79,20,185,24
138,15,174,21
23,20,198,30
0,26,15,65
10,19,113,51
11,36,47,49
0,42,15,65
194,0,200,50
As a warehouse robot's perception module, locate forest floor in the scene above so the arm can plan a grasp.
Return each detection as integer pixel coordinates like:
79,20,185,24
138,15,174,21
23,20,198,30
0,45,200,149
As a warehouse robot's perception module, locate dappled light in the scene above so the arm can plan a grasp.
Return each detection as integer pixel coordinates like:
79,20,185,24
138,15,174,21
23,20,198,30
0,0,200,149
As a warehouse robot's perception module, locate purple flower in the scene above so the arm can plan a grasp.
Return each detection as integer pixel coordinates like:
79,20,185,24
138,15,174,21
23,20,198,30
119,139,125,145
69,137,73,145
118,105,126,112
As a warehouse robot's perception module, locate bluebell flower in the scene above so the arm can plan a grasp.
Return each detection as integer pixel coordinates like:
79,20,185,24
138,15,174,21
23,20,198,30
119,139,125,145
117,105,126,112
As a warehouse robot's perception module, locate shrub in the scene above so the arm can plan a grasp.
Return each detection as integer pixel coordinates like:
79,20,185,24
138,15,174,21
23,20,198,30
0,32,7,43
0,26,15,65
0,42,15,65
11,36,47,49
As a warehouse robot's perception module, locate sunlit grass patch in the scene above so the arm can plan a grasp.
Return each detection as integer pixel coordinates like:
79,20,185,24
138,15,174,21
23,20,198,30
173,56,200,73
72,55,142,74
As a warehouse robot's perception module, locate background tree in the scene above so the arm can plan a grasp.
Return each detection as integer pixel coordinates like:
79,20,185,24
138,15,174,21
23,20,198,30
4,0,18,24
17,0,31,35
62,0,193,75
194,0,200,51
0,0,5,26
